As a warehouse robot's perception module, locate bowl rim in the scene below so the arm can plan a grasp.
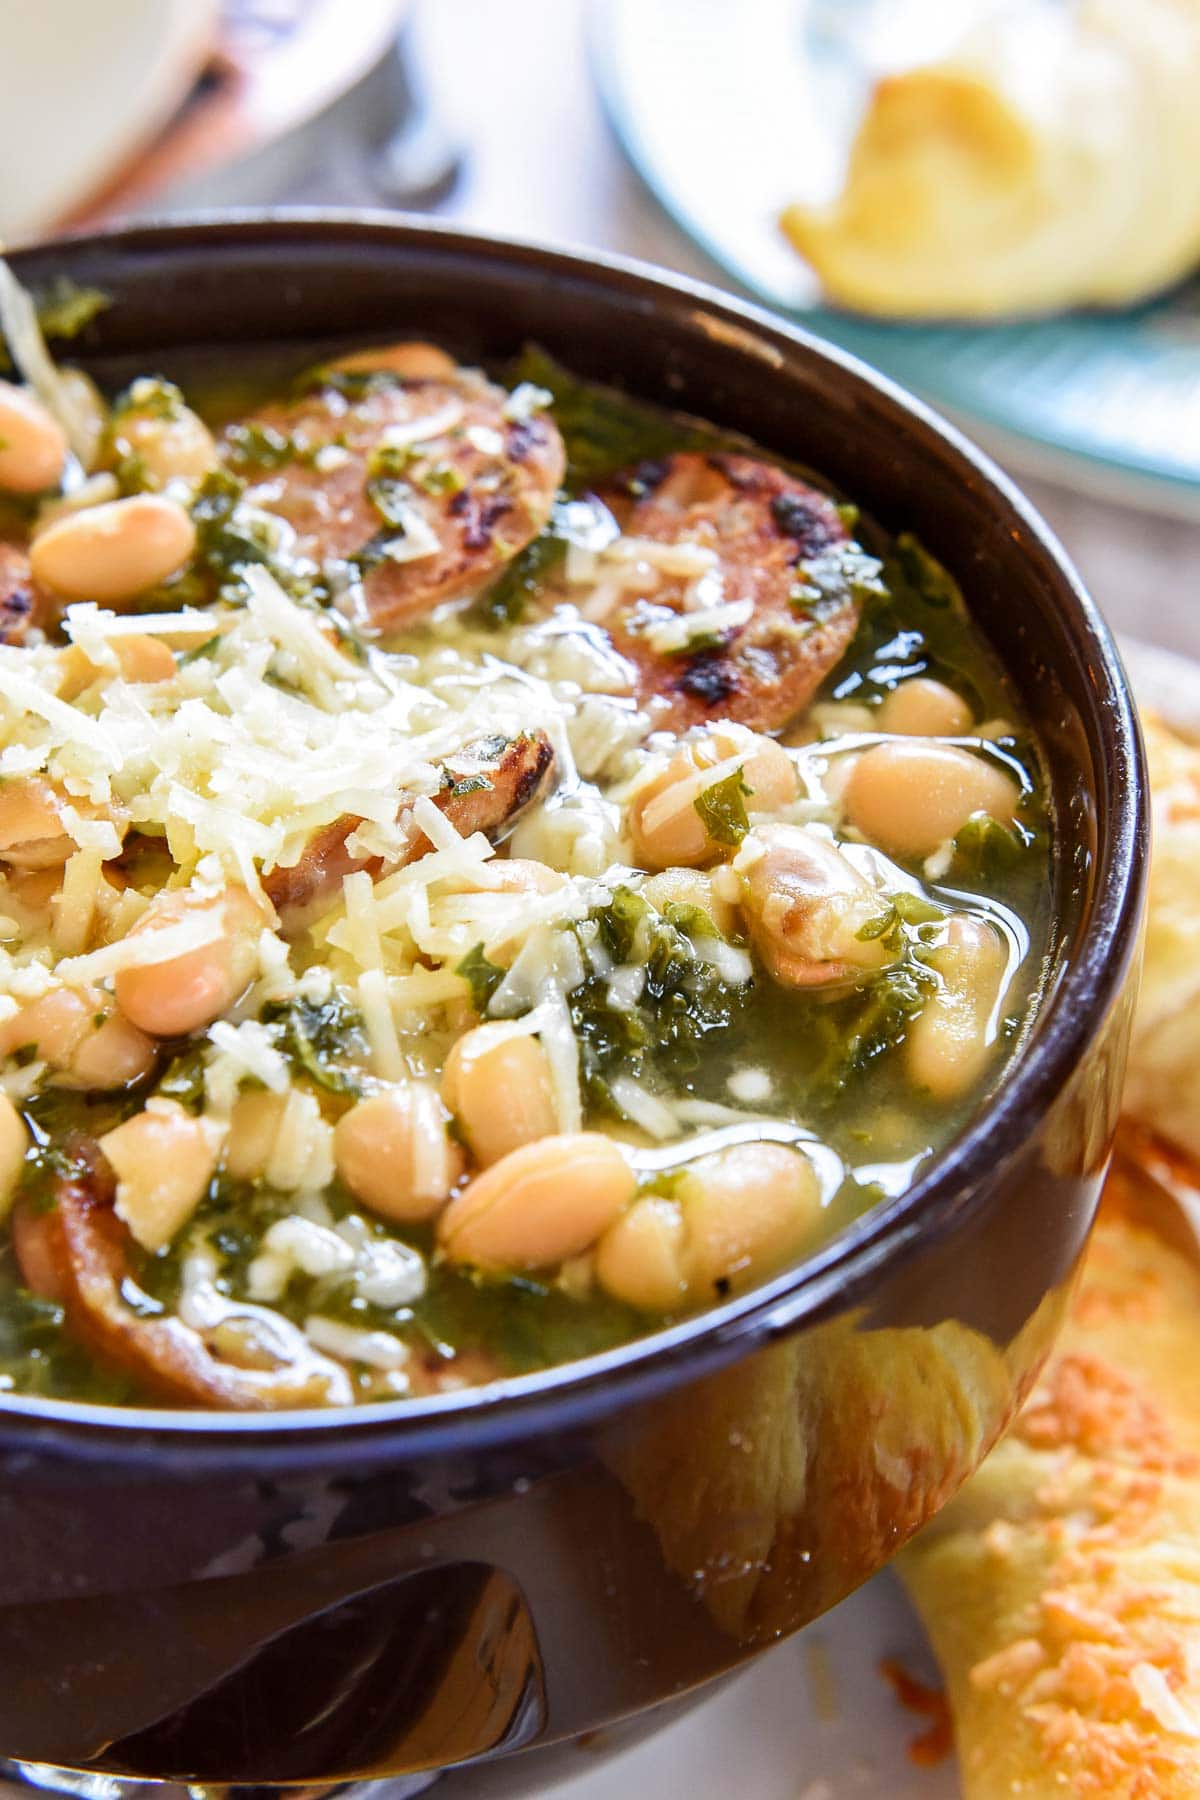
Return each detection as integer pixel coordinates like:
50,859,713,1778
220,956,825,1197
0,210,1148,1466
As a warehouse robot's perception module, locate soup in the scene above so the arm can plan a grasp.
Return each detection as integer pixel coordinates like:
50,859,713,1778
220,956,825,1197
0,291,1051,1408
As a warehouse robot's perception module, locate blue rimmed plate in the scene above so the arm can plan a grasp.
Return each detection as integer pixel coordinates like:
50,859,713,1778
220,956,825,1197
590,0,1200,518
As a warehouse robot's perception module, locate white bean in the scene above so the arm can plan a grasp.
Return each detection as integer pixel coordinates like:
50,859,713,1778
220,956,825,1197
439,1133,635,1271
734,822,891,988
334,1084,464,1222
878,678,973,738
630,725,797,870
906,914,1009,1101
842,741,1019,860
0,1095,28,1220
114,886,263,1038
441,1028,558,1165
31,494,196,603
0,381,67,493
100,1101,224,1251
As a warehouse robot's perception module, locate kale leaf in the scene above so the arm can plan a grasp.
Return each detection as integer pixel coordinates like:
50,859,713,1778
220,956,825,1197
477,528,566,626
456,944,506,1013
694,767,751,847
568,887,749,1112
261,993,368,1095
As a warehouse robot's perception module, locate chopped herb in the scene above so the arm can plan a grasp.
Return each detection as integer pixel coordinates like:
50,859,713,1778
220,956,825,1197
855,908,898,943
189,1173,282,1284
456,943,506,1013
781,895,946,1107
806,963,935,1102
790,543,889,625
189,468,274,589
223,421,296,472
449,773,492,798
16,1137,89,1212
114,450,152,495
112,376,186,423
292,363,403,399
261,994,368,1096
366,477,413,530
469,732,511,762
418,461,465,497
506,346,729,488
663,624,726,658
694,767,751,847
35,279,110,341
347,530,395,577
864,890,943,938
366,440,415,480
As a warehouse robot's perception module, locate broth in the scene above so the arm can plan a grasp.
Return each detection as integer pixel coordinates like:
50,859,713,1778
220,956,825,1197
0,325,1051,1407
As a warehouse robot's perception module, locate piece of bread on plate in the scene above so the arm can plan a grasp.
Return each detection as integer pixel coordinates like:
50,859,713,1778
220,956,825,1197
1124,712,1200,1162
897,1139,1200,1796
780,0,1200,318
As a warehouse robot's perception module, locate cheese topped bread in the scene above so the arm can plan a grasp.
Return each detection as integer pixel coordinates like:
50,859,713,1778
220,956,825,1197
898,1142,1200,1796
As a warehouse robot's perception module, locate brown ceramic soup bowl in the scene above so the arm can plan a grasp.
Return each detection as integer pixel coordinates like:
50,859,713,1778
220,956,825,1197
0,215,1146,1792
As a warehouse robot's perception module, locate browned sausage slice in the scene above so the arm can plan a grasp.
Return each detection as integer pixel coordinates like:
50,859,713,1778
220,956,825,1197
223,348,565,633
596,452,867,734
263,730,555,932
12,1148,353,1409
0,542,50,645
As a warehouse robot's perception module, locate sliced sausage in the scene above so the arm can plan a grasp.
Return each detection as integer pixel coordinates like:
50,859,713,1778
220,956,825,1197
12,1146,353,1410
223,349,565,632
0,542,51,645
263,729,555,931
596,452,865,734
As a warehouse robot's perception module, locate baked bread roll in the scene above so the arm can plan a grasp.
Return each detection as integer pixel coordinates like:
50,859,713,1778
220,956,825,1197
1124,713,1200,1162
781,0,1200,318
898,1143,1200,1796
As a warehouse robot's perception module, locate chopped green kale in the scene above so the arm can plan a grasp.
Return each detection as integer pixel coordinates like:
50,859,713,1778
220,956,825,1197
950,813,1037,883
694,767,751,847
477,528,566,626
34,279,110,341
190,468,275,584
366,478,413,530
894,534,960,610
568,887,749,1111
112,376,186,422
456,944,506,1013
156,1044,209,1112
663,900,718,939
261,993,368,1096
418,461,465,497
790,543,889,626
223,420,296,472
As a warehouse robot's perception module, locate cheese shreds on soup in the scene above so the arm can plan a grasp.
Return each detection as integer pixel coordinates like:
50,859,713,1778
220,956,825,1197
0,294,1052,1408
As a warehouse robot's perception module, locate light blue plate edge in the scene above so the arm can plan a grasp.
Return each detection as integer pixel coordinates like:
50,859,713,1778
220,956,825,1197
587,0,1200,514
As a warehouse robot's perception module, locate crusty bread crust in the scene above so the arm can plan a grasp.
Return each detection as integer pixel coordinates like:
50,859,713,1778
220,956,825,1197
900,1136,1200,1798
